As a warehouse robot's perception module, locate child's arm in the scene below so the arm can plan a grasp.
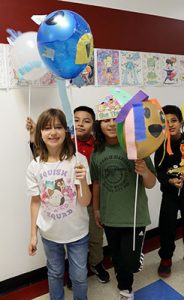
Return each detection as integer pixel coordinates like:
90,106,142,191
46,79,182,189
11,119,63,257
135,159,156,189
75,164,91,206
28,195,40,256
26,117,36,143
26,117,38,158
154,145,171,187
92,180,103,228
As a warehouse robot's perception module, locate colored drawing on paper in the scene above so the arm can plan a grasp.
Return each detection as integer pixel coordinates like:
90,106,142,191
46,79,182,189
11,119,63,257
142,52,161,86
121,51,143,86
178,56,184,86
96,49,120,86
161,54,179,86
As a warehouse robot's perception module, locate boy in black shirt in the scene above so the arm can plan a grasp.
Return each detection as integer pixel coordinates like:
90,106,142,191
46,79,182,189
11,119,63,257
154,105,184,278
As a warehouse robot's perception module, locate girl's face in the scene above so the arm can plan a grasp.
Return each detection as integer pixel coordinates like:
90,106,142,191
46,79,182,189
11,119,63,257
41,117,66,151
100,118,118,144
166,113,182,139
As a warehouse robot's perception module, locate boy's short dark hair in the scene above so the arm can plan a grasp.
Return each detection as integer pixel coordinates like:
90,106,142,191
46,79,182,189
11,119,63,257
162,105,183,122
74,106,95,121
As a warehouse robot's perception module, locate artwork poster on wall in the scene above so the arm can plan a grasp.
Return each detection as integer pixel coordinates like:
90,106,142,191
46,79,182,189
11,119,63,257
95,49,120,86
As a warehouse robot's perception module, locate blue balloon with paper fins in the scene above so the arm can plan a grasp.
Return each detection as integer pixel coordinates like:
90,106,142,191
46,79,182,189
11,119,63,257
37,10,94,79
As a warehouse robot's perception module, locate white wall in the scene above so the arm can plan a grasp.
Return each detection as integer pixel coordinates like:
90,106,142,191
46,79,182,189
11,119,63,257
1,84,184,281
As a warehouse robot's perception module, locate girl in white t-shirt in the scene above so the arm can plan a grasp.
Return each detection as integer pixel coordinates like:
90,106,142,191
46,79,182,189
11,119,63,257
26,108,91,300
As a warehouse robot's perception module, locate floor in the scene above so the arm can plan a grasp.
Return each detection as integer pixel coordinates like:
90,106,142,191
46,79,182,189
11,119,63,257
32,239,184,300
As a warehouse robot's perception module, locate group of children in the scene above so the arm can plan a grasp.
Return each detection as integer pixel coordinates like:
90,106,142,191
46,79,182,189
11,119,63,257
26,104,184,300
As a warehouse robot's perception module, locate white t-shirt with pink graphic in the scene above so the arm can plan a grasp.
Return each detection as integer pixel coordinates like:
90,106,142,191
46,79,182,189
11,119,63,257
26,153,91,243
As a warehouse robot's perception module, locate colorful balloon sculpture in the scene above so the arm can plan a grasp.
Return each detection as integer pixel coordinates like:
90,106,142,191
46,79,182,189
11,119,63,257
116,91,167,159
37,10,94,79
11,31,47,81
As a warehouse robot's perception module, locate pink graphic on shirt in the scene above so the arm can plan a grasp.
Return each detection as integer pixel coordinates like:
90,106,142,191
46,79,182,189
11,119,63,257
40,175,77,220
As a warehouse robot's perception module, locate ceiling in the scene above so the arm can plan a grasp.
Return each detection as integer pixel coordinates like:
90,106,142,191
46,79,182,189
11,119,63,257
58,0,184,21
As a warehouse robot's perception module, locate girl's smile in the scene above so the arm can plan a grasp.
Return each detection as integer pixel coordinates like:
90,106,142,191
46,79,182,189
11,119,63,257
100,118,118,144
41,118,66,153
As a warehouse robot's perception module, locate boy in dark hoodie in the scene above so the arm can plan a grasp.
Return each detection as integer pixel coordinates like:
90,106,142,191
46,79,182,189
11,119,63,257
154,105,184,278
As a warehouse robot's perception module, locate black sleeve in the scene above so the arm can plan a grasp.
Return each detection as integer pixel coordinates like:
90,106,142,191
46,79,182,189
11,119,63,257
154,144,170,187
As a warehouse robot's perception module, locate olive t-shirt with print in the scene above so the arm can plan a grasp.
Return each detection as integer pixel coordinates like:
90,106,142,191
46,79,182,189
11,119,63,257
90,144,155,227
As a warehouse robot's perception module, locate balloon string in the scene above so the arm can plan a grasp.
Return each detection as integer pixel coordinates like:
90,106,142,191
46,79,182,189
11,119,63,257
68,83,83,197
4,45,9,91
28,84,31,116
68,84,79,159
133,173,139,251
28,84,31,161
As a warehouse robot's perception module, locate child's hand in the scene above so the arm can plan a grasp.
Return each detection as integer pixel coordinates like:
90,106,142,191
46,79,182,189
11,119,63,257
26,117,36,142
135,159,149,176
169,177,183,189
28,236,38,256
94,209,103,228
75,164,87,181
179,173,184,182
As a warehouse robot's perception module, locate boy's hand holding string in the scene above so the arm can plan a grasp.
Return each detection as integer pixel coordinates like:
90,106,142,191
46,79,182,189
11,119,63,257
169,176,183,189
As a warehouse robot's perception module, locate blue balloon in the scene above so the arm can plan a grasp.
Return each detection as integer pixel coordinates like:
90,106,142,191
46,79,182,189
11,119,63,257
37,10,93,79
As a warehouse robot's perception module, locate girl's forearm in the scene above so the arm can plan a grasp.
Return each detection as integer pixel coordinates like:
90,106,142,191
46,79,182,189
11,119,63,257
30,196,40,238
77,180,91,206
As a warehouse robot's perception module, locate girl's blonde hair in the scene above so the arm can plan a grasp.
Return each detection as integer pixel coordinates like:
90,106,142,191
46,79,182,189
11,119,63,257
35,108,75,161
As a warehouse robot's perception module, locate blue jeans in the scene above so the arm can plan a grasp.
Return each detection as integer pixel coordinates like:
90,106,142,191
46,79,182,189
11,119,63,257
42,234,89,300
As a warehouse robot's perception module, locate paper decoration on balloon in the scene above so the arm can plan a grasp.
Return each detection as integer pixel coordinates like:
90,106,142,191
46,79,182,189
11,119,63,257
72,62,94,87
6,28,22,45
31,14,47,25
37,10,94,79
116,90,167,159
